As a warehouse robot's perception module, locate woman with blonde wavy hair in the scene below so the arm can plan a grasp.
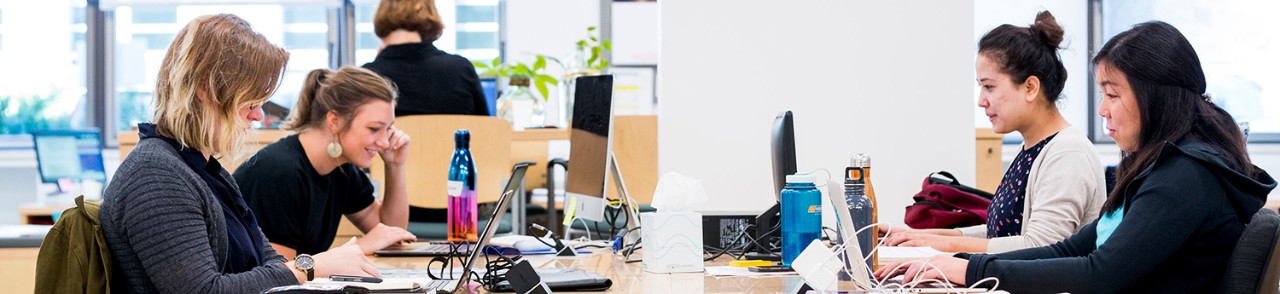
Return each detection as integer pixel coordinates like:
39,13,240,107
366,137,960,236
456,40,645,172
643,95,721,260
101,14,378,293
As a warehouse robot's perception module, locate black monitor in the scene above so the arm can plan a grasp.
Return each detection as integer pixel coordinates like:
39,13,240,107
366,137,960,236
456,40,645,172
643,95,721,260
32,130,106,184
771,111,797,202
565,75,615,222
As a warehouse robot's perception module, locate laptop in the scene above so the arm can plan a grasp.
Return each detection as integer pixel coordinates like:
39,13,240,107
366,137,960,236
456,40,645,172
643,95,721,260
393,162,530,293
375,163,529,257
826,184,987,293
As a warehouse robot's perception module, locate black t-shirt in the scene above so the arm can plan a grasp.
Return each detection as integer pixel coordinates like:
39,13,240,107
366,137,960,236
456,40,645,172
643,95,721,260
362,42,490,116
233,134,375,255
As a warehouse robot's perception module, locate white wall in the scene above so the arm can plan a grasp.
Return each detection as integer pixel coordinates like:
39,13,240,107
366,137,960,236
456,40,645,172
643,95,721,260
659,0,976,225
973,0,1090,132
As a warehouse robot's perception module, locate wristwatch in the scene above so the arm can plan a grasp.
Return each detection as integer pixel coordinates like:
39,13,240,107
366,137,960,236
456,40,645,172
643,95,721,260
294,254,315,281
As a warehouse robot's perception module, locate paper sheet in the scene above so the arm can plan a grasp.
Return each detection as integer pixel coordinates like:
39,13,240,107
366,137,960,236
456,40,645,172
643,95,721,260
878,246,946,260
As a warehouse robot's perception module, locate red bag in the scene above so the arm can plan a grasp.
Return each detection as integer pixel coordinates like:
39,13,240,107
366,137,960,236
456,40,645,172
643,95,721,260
903,171,994,229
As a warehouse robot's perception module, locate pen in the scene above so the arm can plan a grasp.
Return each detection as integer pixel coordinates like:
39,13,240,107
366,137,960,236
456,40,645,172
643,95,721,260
330,275,383,283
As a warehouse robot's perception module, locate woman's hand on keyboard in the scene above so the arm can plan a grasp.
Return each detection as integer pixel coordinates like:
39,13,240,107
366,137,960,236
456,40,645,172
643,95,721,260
357,223,418,255
316,237,383,278
873,254,968,286
901,254,967,286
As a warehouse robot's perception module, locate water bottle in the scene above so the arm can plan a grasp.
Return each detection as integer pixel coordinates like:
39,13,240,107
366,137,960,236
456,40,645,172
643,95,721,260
781,174,822,267
840,154,876,275
448,130,478,242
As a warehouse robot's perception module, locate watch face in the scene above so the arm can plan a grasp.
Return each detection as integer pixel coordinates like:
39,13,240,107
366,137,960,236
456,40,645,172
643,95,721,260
296,255,314,269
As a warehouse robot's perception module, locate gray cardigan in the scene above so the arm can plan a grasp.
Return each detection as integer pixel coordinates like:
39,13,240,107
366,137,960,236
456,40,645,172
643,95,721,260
101,138,298,293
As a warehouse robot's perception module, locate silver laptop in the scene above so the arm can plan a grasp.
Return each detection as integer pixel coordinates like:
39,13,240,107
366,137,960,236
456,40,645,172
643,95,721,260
398,163,531,293
827,183,986,293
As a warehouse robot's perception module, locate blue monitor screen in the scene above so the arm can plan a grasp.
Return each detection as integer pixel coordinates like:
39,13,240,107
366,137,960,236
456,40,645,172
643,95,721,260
481,76,499,116
33,130,106,183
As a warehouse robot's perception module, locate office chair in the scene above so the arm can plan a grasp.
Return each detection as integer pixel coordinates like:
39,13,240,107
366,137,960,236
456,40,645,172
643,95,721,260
369,115,516,239
1223,208,1280,294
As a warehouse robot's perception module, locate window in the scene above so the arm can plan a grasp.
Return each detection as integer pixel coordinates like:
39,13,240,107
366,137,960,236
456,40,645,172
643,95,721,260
111,3,333,134
352,0,499,65
1095,0,1280,142
0,1,88,140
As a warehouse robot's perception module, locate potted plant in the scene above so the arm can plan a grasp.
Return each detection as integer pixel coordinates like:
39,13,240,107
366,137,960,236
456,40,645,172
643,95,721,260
473,56,558,130
542,26,612,126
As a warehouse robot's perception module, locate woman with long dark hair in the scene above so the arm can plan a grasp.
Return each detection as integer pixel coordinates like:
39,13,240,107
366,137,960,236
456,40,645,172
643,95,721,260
876,21,1276,293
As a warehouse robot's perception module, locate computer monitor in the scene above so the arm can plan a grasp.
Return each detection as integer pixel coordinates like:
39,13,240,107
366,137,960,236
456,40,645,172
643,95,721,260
480,75,499,116
772,110,797,201
32,130,106,184
565,75,615,223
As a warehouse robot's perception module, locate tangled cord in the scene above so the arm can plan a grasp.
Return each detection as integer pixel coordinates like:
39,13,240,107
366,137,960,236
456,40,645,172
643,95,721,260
810,222,1000,292
702,223,783,261
424,242,526,292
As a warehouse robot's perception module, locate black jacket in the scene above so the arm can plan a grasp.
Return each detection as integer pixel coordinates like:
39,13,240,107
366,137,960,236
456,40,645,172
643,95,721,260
959,138,1276,293
362,42,489,116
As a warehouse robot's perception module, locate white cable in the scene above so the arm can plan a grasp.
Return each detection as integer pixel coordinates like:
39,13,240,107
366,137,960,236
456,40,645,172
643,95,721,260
828,222,1000,292
797,168,833,187
563,217,594,241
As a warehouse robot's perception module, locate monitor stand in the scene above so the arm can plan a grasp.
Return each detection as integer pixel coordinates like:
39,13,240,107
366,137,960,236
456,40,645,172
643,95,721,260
562,153,643,244
608,152,643,247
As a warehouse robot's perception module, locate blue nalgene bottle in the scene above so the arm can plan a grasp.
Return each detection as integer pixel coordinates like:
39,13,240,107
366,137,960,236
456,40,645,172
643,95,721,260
781,174,822,266
448,130,478,242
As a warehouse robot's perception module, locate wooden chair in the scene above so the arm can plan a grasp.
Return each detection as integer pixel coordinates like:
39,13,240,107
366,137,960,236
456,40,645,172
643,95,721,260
369,115,515,239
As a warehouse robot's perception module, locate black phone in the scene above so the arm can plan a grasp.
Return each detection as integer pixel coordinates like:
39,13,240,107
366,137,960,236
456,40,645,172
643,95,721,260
748,265,793,273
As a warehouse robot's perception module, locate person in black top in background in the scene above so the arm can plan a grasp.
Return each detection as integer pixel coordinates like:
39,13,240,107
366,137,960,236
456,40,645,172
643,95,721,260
876,21,1276,293
235,66,417,259
362,0,489,117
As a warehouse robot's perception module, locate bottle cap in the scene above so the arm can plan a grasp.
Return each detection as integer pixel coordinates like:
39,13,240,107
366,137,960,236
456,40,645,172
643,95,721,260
850,153,871,167
786,174,816,184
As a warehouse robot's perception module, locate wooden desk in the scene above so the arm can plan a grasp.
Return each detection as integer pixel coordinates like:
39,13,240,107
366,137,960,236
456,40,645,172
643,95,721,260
0,247,39,293
368,247,856,293
18,204,71,225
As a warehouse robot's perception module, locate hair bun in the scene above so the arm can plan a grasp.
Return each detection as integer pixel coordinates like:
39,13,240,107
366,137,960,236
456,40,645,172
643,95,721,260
1029,11,1065,49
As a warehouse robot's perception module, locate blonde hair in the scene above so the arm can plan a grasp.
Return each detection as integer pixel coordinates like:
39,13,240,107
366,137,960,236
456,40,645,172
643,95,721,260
373,0,444,41
283,66,397,133
152,14,289,162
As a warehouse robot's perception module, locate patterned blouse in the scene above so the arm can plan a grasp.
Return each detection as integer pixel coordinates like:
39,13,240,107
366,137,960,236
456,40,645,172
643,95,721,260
987,132,1058,238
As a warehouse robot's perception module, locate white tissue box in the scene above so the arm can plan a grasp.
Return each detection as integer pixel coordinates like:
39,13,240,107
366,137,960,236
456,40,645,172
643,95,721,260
641,212,704,273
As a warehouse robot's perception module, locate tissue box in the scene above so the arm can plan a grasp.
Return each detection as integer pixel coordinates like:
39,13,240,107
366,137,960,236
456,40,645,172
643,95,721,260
641,212,704,273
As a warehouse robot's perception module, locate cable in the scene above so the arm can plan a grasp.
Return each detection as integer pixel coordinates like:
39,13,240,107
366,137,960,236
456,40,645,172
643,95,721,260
817,222,1000,292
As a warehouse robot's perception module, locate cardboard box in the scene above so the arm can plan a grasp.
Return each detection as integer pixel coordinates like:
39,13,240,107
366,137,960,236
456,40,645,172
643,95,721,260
641,212,705,273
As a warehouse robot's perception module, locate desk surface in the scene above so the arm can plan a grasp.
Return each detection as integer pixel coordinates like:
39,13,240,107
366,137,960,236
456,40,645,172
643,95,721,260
369,247,855,293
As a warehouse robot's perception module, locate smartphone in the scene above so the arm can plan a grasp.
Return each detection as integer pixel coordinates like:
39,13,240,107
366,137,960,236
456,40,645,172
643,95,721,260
748,265,793,273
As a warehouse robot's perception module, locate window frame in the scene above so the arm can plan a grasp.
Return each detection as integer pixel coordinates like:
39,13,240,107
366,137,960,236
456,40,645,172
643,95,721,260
1087,0,1280,144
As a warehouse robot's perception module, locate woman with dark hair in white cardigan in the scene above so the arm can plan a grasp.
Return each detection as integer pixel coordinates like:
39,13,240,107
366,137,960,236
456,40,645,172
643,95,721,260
879,11,1107,253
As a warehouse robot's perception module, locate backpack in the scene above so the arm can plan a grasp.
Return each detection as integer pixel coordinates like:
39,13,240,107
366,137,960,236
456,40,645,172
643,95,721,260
35,195,112,293
903,171,994,229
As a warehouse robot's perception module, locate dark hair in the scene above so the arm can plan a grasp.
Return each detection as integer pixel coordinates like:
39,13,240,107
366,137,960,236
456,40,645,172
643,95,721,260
283,66,398,132
1094,21,1254,213
978,11,1068,104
